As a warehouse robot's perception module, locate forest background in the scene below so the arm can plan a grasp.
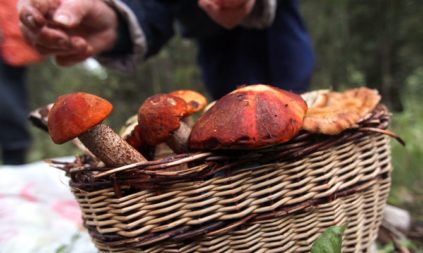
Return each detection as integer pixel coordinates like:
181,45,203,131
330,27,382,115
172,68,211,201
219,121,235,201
18,0,423,248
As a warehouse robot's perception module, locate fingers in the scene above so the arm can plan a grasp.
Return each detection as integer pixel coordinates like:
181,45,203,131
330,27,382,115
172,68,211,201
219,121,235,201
53,0,91,28
199,0,237,29
54,37,93,66
21,23,90,60
198,0,220,13
19,4,46,31
21,25,69,52
215,0,247,8
199,0,255,29
36,27,71,48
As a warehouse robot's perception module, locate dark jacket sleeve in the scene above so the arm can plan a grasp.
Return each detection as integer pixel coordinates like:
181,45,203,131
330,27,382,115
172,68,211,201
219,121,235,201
121,0,175,57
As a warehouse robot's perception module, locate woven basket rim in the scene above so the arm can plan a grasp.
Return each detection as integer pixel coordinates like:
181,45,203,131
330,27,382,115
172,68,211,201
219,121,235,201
52,104,398,192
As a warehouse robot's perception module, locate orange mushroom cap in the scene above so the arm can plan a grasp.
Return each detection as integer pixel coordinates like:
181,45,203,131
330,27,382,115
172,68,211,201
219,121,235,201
138,94,189,146
48,92,113,144
189,84,308,150
169,90,208,115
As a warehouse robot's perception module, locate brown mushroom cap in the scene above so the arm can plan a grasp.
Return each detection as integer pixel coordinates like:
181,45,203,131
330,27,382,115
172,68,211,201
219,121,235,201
169,90,208,114
48,92,112,144
302,87,381,135
188,84,308,150
138,94,189,146
120,116,144,150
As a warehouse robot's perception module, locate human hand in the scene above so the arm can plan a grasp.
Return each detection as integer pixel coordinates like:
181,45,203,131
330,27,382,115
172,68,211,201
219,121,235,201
213,0,249,8
198,0,255,29
18,0,118,66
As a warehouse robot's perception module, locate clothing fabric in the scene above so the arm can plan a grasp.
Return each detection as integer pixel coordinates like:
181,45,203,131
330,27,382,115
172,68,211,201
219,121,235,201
0,58,31,151
0,0,42,66
0,0,41,164
103,0,314,99
197,0,314,98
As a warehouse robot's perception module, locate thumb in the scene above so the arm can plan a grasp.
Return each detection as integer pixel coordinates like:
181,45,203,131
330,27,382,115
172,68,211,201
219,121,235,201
53,0,90,27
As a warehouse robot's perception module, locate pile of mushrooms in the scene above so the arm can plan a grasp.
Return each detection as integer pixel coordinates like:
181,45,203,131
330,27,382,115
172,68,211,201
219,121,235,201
40,85,382,168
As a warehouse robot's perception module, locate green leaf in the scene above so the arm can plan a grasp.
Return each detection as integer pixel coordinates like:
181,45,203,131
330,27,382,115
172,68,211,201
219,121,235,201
55,245,67,253
54,233,82,253
311,225,347,253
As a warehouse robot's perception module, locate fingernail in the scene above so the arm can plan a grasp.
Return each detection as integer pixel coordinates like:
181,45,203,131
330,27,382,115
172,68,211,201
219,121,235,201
54,13,72,26
26,15,36,29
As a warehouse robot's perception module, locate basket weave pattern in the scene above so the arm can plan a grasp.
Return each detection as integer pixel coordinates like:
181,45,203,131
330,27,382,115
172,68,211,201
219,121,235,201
64,106,393,252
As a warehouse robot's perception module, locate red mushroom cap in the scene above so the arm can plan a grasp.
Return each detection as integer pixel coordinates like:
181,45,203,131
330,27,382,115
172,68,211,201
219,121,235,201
48,92,113,144
138,94,189,146
188,84,307,150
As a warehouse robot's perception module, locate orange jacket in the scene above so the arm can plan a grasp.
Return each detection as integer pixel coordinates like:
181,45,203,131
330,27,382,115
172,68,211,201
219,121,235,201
0,0,42,66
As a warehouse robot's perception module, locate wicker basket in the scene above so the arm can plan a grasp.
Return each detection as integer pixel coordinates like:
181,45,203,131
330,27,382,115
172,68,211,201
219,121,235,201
57,105,394,252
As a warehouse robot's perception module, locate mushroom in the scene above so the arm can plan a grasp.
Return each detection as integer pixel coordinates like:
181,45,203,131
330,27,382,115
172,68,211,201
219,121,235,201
203,100,216,114
189,84,308,150
28,102,95,157
169,90,208,115
301,87,381,135
119,115,142,149
119,115,155,160
138,94,191,154
169,89,208,127
48,92,147,167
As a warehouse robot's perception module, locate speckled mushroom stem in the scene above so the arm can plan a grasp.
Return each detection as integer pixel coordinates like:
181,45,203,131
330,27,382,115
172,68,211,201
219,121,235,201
166,121,191,154
79,124,147,167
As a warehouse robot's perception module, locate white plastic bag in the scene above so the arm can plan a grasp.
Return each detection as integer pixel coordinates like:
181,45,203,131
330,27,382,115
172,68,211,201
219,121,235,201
0,158,96,253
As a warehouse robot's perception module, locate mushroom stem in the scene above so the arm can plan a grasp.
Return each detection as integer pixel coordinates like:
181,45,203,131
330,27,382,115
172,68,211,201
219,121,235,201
166,121,191,153
79,124,147,167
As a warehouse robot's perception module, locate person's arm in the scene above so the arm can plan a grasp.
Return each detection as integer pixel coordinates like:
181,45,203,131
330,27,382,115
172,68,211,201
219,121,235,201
17,0,176,68
99,0,277,70
97,0,176,70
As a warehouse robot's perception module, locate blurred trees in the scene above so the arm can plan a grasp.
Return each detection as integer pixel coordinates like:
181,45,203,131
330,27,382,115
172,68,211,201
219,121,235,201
302,0,423,111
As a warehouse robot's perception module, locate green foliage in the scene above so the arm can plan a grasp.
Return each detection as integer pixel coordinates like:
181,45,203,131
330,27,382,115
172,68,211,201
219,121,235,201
377,239,423,253
388,67,423,219
311,225,347,253
301,0,423,217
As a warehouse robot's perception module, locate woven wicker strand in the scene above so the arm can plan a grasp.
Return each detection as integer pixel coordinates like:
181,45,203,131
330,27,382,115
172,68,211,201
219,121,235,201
56,105,394,252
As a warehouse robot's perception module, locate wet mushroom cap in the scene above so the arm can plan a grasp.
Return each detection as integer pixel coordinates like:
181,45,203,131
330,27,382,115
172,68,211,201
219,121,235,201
169,90,208,114
138,94,188,146
48,92,113,144
189,84,308,150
